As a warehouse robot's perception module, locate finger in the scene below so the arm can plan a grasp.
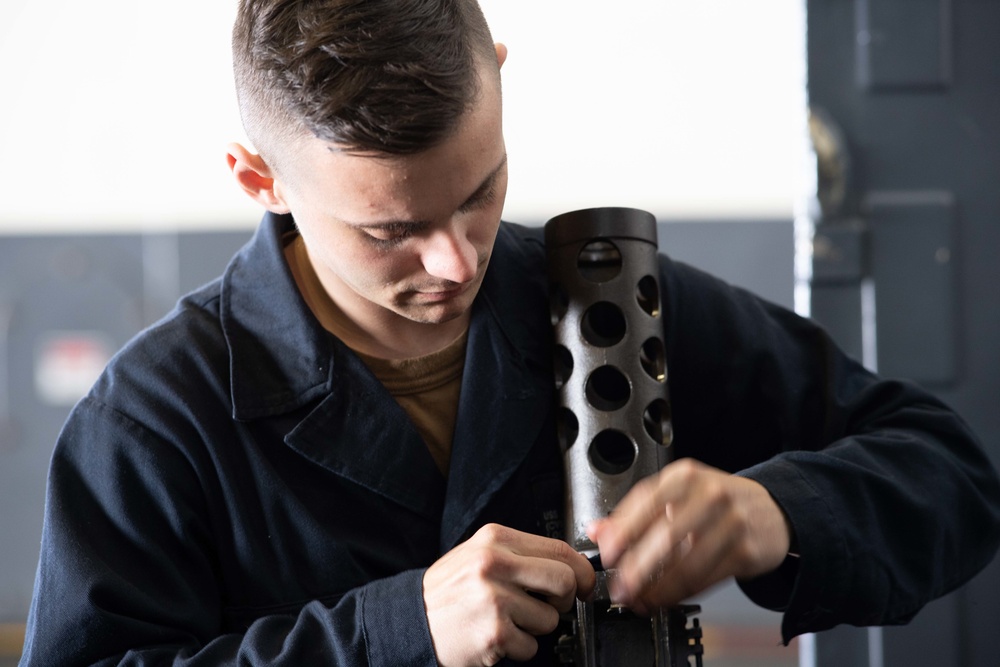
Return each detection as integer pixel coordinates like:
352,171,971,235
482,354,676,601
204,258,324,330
617,474,742,605
503,555,579,613
505,585,563,636
620,473,791,611
467,587,554,664
602,460,717,561
598,460,730,570
500,632,539,665
607,511,688,606
636,510,744,610
481,525,596,599
608,469,741,605
469,525,595,608
475,616,539,665
588,476,666,566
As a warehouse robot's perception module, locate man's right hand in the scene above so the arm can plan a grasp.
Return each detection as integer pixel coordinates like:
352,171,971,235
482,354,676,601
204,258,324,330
422,523,596,666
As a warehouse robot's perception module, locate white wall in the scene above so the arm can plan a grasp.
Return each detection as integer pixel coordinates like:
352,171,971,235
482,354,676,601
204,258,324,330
0,0,806,233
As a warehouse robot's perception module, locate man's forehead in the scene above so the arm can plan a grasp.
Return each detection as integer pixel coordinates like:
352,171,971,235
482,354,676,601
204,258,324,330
323,149,507,228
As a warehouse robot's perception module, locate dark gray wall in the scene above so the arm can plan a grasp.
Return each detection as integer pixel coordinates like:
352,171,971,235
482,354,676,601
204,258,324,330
807,1,1000,665
0,230,253,625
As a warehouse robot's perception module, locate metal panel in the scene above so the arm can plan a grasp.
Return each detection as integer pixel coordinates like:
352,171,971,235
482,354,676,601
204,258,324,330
0,235,145,622
176,229,254,294
865,191,956,385
657,219,795,310
811,284,865,365
815,625,875,666
883,595,960,667
811,221,868,366
856,0,953,90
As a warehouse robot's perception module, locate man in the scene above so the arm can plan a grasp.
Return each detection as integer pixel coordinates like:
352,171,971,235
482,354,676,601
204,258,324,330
20,0,1000,665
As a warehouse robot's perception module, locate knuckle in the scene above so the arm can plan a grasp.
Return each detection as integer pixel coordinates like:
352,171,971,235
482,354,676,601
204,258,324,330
472,548,507,579
702,484,724,510
549,538,578,565
704,480,734,513
540,604,561,633
483,589,507,617
558,563,576,591
549,565,576,601
477,523,509,544
482,643,503,667
674,458,701,479
553,595,575,615
638,477,666,509
483,618,512,655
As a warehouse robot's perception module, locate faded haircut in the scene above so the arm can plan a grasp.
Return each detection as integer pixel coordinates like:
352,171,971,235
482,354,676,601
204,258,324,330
232,0,496,169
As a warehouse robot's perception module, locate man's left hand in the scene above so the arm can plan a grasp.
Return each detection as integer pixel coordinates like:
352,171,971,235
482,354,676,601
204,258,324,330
586,458,792,614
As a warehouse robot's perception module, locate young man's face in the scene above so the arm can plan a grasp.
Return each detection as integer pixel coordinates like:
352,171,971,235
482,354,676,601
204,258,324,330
272,63,507,332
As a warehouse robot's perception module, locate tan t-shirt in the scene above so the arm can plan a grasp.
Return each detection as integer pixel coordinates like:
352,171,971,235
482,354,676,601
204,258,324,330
355,331,468,476
283,232,467,475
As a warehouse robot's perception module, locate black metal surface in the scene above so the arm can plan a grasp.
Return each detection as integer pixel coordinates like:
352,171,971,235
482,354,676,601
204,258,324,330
546,207,703,666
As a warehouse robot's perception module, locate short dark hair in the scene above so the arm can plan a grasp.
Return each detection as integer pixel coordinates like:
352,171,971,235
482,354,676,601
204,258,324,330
232,0,496,165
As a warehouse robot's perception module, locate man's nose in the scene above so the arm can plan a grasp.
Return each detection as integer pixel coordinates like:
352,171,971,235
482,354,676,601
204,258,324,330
421,225,478,284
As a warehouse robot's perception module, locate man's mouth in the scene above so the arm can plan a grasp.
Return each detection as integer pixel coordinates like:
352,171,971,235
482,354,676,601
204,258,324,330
416,284,467,302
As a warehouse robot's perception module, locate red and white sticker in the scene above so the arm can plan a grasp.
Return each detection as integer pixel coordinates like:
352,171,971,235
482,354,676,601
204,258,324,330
34,332,114,406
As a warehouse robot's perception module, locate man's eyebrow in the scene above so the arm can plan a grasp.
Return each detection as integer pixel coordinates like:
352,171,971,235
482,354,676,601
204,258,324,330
349,153,508,229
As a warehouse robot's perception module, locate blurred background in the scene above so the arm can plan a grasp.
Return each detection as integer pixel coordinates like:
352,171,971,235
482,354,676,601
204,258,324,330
1,1,998,666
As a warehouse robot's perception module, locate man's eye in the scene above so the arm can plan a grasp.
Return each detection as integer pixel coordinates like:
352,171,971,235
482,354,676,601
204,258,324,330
459,186,497,214
363,224,414,248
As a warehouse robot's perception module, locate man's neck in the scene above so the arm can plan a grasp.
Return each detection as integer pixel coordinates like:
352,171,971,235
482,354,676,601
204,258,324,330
283,235,469,360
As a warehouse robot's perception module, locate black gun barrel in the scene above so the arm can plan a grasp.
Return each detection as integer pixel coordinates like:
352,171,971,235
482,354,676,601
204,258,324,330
546,207,703,667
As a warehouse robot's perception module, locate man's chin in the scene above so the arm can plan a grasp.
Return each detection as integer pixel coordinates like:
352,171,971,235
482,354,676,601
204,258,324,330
395,284,480,324
401,304,468,326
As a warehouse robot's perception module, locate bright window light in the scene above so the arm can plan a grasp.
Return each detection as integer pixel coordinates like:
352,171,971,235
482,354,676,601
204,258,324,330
0,0,805,232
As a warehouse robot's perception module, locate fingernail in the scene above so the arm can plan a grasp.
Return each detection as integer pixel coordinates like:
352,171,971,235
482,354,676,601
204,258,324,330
585,521,602,540
607,571,631,606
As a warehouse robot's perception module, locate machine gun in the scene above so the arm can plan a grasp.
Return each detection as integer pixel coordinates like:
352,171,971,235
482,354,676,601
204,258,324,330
545,207,704,667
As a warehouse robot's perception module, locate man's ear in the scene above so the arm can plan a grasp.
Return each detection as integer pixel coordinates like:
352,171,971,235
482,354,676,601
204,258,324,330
226,143,290,214
495,42,508,70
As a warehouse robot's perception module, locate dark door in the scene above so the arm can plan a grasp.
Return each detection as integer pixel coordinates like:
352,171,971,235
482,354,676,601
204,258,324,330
806,1,1000,665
